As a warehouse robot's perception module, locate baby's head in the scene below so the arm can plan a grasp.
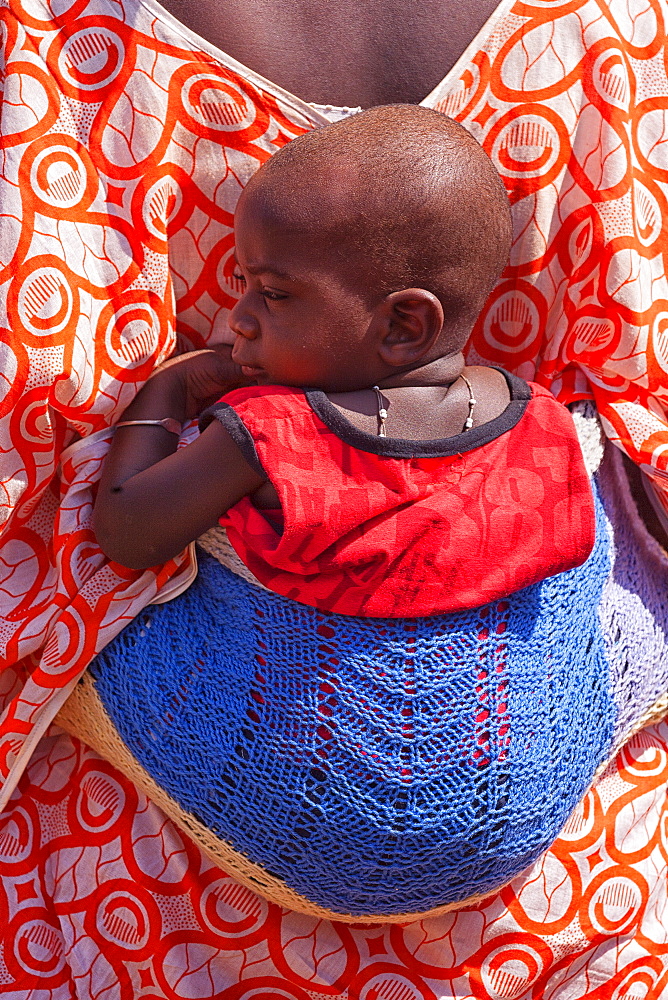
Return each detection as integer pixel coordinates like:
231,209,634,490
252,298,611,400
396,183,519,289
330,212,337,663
230,105,512,391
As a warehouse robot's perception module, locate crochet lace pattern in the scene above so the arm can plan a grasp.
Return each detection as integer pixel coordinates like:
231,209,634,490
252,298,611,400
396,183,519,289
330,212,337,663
89,486,616,916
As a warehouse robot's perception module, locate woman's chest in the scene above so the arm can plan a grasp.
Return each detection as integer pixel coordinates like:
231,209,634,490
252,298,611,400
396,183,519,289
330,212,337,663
156,0,501,106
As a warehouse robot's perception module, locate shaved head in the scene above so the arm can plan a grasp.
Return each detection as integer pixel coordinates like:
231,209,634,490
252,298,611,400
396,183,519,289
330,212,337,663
240,105,512,353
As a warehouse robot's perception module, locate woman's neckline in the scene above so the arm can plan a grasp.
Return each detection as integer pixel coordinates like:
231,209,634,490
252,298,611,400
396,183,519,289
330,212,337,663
304,369,532,459
137,0,512,124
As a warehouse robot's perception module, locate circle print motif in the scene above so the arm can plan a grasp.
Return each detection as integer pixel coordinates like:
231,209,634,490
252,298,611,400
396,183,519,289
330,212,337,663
12,390,53,450
71,763,127,836
183,74,256,132
476,940,550,1000
198,879,268,942
477,282,545,365
0,804,35,867
611,964,661,1000
99,893,148,948
30,147,88,209
592,49,631,112
7,909,66,986
580,868,645,937
489,109,565,184
104,299,162,371
58,26,124,91
89,884,160,961
350,967,435,1000
17,267,73,338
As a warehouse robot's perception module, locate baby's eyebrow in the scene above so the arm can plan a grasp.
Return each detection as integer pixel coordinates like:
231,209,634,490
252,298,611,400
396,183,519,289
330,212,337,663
244,263,297,282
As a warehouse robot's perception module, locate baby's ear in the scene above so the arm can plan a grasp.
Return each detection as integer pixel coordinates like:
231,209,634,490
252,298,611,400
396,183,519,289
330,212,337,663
375,288,444,367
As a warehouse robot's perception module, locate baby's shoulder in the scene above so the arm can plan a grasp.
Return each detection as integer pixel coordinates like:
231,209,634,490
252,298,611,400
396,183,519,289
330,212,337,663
221,385,306,408
199,385,310,438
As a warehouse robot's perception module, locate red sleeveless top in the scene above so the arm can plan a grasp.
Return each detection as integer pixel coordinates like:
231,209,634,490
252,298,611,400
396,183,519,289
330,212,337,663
202,371,595,618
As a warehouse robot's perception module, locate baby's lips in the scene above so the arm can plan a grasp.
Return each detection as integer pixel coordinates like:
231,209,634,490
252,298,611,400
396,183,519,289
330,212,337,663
230,342,252,367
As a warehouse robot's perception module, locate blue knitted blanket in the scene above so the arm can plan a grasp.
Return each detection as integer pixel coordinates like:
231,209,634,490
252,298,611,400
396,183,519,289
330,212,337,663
87,474,649,917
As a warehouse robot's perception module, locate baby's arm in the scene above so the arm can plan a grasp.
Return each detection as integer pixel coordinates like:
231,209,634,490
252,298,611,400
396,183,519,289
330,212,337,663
93,348,264,570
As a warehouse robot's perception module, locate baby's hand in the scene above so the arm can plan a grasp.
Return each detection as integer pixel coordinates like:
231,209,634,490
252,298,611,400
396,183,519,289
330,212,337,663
97,344,263,569
148,345,248,419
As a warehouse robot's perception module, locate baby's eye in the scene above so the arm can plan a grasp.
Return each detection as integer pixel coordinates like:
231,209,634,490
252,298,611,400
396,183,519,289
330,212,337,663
232,271,246,283
261,288,288,301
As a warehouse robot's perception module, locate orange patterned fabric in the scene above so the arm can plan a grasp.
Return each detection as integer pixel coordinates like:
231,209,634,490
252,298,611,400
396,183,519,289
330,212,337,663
0,0,668,994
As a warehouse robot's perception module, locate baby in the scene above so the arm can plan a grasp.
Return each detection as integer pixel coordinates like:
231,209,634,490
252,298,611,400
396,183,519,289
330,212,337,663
95,106,593,613
86,105,608,921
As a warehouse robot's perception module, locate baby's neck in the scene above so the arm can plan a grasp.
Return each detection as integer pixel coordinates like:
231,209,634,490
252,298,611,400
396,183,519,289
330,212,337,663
373,352,465,389
326,361,510,441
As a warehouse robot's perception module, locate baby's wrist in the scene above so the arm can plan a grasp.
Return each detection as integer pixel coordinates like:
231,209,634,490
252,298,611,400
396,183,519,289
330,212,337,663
120,368,188,423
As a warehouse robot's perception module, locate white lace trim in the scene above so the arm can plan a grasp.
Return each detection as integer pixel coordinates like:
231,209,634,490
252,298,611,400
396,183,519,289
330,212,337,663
309,103,362,122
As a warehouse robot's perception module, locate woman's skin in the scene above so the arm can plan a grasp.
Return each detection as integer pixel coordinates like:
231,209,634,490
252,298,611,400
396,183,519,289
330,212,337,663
158,0,501,106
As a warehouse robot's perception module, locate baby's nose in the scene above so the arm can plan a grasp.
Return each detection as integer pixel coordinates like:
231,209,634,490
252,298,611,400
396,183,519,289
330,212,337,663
228,299,258,339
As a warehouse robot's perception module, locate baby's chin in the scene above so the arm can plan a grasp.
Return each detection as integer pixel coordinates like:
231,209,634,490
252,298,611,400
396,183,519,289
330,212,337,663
242,368,341,390
246,369,310,388
240,365,269,382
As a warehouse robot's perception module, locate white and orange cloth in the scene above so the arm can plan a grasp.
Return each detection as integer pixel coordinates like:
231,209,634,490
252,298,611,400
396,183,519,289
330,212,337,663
1,0,668,994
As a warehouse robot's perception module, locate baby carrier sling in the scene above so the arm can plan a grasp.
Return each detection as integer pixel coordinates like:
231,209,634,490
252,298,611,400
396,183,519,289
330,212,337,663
57,397,668,924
